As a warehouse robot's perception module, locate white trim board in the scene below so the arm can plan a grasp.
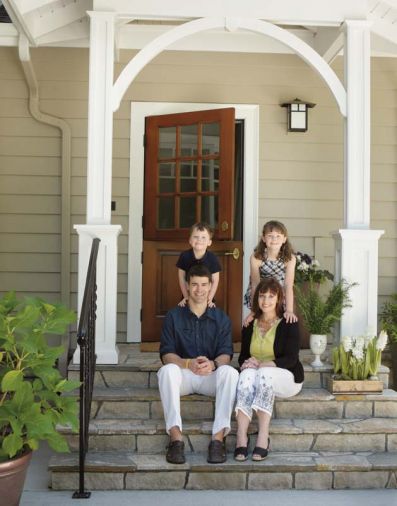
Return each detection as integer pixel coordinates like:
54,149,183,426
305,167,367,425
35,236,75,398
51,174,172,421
127,102,259,342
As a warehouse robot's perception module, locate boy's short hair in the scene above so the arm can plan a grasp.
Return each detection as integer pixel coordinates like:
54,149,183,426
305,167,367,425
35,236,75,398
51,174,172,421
186,264,212,283
189,222,213,239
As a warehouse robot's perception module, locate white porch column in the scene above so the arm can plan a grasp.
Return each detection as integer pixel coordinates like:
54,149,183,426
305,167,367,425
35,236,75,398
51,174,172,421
73,225,122,364
344,20,371,229
86,10,115,224
335,20,384,339
74,11,120,364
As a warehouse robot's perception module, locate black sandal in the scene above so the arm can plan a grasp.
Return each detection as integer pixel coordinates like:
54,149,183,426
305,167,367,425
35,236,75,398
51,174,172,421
234,436,250,462
252,437,270,461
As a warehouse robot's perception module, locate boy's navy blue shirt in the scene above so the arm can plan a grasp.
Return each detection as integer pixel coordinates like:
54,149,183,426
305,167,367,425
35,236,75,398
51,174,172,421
176,249,221,278
160,305,233,361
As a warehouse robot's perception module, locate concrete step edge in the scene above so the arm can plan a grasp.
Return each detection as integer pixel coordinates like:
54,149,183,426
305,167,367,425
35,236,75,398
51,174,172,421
48,450,397,473
57,417,397,436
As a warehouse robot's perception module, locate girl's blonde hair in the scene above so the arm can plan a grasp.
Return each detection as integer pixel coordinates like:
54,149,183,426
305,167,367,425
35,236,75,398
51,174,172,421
253,220,294,262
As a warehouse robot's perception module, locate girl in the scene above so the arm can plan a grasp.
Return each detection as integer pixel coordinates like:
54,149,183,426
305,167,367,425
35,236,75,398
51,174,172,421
244,220,297,324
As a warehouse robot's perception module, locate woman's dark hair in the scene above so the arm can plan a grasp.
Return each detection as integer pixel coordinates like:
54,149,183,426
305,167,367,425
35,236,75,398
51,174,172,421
251,278,284,319
253,220,294,263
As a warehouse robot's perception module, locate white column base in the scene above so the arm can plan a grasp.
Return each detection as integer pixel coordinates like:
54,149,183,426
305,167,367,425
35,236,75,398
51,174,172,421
73,224,122,365
73,343,120,365
333,229,384,340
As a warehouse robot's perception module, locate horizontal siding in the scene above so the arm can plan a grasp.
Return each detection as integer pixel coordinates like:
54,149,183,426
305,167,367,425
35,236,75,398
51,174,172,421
0,155,61,175
0,47,62,301
0,215,60,233
0,46,396,342
0,195,60,214
0,253,60,271
0,273,60,292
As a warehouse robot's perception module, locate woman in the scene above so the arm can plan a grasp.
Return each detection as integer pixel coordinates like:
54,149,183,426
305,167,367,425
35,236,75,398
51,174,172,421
235,277,304,461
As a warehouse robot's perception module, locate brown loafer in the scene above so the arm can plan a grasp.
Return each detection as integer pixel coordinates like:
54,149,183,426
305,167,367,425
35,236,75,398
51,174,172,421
166,440,185,464
207,439,226,464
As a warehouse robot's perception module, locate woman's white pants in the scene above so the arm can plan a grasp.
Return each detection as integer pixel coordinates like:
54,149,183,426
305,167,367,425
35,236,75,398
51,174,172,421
158,363,239,436
235,367,302,419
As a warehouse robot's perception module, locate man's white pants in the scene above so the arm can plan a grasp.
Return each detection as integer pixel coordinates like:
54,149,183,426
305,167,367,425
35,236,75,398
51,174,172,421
158,363,239,436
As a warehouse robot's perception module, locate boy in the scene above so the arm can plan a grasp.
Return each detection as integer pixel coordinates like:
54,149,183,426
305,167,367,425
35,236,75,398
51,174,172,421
176,222,221,307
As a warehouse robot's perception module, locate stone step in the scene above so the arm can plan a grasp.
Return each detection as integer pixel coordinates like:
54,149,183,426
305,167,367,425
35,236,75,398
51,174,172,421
60,417,397,454
84,387,397,421
49,450,397,490
68,361,390,390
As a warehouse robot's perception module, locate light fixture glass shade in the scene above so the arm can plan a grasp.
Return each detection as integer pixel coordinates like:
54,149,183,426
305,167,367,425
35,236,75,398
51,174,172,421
290,110,307,130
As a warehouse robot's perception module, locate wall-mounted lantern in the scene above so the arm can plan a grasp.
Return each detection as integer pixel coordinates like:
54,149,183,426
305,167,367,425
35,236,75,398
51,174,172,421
280,98,316,132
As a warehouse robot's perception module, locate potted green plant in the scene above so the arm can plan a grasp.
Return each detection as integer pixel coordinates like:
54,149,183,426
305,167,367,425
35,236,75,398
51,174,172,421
380,294,397,391
295,279,355,367
0,291,80,505
330,332,388,393
294,252,334,349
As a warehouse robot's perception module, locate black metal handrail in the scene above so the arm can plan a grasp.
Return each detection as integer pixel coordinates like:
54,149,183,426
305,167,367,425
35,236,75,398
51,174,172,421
72,237,100,499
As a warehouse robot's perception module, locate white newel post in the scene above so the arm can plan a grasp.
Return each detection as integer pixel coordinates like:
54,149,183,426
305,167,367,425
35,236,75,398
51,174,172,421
73,225,122,364
74,11,121,364
334,20,384,340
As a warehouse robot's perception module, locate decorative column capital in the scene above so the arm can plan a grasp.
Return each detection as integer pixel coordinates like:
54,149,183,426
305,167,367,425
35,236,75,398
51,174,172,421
334,229,384,242
342,19,373,31
87,10,116,21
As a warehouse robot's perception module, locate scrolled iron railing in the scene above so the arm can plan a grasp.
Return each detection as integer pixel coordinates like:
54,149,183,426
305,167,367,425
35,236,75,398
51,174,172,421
72,237,100,499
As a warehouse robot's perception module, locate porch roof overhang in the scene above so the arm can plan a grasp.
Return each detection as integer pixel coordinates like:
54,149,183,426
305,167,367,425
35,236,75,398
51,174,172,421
0,0,396,59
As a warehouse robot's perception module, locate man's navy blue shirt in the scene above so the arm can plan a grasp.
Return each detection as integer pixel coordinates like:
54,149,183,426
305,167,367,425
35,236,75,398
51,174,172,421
160,305,233,361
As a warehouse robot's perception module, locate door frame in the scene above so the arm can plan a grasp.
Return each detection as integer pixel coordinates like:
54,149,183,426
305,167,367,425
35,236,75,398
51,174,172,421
127,102,259,342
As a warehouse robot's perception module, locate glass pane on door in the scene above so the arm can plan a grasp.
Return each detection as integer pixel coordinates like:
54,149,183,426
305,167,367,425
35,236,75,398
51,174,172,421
158,126,176,158
201,195,218,228
158,197,174,229
180,124,198,157
180,161,197,192
202,159,219,192
159,162,176,193
202,122,220,155
180,197,196,228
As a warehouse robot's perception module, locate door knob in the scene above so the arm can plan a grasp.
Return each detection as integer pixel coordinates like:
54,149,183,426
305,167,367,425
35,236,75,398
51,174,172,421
224,247,240,261
221,221,229,231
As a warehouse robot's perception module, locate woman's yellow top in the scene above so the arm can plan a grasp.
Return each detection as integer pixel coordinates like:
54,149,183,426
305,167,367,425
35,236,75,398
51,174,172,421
249,319,280,362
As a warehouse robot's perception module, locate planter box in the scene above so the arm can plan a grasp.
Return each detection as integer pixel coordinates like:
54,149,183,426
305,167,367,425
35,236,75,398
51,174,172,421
327,377,383,394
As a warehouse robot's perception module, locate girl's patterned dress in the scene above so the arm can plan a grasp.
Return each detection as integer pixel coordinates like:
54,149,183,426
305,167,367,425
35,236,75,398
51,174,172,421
244,257,286,308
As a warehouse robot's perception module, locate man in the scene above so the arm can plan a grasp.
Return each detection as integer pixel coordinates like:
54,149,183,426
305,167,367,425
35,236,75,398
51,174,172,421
158,264,239,465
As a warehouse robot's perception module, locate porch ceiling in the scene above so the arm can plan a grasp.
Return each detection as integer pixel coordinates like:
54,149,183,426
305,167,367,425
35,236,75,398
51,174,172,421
0,0,396,57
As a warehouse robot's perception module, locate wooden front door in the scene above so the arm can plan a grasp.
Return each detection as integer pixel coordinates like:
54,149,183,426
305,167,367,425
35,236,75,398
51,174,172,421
141,108,243,344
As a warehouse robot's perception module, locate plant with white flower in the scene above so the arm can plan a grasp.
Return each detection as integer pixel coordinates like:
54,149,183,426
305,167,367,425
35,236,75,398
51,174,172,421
332,331,388,380
363,335,373,348
341,335,353,352
295,252,334,285
351,344,364,361
376,330,388,351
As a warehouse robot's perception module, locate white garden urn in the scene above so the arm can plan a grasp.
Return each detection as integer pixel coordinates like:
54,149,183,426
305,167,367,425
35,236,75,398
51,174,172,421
310,334,327,367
